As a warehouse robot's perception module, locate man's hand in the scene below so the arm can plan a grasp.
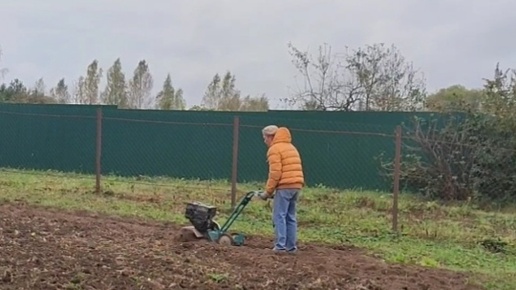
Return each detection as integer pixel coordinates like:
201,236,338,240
255,191,271,200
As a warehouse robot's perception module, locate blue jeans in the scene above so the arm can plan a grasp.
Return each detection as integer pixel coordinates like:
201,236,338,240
272,188,299,252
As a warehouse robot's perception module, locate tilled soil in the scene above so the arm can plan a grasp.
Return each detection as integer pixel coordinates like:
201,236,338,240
0,202,482,290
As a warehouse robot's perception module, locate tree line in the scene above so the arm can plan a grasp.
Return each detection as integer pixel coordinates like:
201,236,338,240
1,42,498,113
0,50,269,111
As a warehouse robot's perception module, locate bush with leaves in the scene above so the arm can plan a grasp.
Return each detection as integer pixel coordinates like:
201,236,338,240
379,64,516,202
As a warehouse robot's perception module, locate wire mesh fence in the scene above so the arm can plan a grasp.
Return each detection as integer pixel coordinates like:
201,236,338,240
2,104,516,237
0,109,97,173
0,105,415,231
238,116,398,190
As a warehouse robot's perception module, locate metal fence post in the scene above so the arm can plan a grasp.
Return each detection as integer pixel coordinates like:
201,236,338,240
392,125,402,233
95,108,103,194
230,116,240,210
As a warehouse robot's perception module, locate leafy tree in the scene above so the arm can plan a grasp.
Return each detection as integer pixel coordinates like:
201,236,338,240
0,79,27,102
425,85,485,112
0,84,6,102
20,92,56,104
128,60,154,109
101,58,128,108
50,78,71,104
285,42,426,111
481,64,516,122
240,94,269,111
24,78,56,103
83,60,102,104
202,72,237,110
72,76,86,104
188,105,212,111
0,78,55,104
33,78,46,96
156,74,186,110
201,71,269,111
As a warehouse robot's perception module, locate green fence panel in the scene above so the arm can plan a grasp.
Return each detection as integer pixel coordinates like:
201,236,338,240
234,114,396,191
0,103,110,173
0,103,456,192
100,109,235,180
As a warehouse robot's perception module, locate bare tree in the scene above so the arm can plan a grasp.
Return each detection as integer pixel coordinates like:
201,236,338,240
285,42,427,111
285,42,362,111
346,43,426,111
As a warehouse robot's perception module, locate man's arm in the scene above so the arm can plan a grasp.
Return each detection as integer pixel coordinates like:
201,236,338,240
265,147,282,195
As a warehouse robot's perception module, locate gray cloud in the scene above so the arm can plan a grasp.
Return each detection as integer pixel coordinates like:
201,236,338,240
1,0,515,108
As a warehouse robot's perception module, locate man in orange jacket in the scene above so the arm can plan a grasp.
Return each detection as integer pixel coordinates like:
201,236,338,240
257,125,304,254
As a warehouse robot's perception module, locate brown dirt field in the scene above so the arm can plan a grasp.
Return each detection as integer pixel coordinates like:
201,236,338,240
0,202,482,290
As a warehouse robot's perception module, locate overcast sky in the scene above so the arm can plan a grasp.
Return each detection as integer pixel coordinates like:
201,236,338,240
0,0,514,109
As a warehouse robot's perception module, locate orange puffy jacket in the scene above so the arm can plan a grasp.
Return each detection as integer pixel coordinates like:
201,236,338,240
265,127,304,195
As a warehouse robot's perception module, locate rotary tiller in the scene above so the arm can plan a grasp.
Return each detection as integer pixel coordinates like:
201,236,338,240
177,190,259,246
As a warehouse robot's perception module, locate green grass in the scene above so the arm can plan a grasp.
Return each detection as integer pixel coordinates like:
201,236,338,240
0,168,515,289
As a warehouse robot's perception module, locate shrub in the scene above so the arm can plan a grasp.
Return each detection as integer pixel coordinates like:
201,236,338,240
379,64,516,202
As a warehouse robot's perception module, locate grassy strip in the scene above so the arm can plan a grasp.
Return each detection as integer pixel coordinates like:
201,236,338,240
0,168,515,289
